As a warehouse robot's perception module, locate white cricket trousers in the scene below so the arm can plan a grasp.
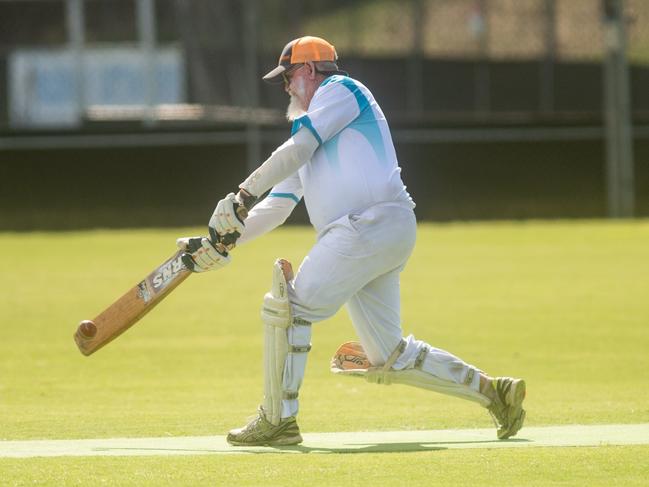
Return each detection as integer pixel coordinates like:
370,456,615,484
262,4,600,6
283,203,484,418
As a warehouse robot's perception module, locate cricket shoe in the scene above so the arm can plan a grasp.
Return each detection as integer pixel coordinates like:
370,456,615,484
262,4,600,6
227,408,303,446
487,377,526,440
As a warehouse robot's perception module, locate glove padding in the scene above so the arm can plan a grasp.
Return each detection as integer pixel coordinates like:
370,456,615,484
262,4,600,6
177,236,231,273
208,192,248,249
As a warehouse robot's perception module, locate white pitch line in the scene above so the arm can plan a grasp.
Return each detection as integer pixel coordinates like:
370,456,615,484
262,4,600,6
1,424,648,458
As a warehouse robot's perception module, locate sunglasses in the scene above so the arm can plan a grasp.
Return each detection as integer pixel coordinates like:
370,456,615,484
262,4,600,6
282,64,305,86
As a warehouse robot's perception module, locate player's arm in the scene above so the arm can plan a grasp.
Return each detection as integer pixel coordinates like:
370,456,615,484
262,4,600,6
236,173,303,246
238,128,317,199
206,128,316,249
237,77,362,204
209,78,363,244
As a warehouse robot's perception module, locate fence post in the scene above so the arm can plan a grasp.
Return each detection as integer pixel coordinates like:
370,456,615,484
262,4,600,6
540,0,556,114
244,0,261,174
603,0,634,217
137,0,158,127
407,0,424,114
474,0,490,114
66,0,86,126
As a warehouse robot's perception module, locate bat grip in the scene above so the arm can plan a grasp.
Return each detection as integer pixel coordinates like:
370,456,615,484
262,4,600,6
212,227,239,252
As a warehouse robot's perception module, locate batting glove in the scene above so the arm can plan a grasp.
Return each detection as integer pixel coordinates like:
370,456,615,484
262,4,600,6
177,236,231,273
208,190,256,250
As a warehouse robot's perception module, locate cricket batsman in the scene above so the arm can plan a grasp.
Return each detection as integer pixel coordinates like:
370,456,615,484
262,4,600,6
179,36,527,446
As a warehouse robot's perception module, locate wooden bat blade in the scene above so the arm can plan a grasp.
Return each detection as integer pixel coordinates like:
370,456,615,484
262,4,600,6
74,250,191,356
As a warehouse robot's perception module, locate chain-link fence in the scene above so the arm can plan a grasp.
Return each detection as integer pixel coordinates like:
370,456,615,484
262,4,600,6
1,0,648,128
0,0,647,226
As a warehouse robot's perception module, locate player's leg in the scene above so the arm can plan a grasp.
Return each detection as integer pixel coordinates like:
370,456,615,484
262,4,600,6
344,269,491,406
227,259,308,446
340,261,526,439
288,207,419,324
228,207,418,445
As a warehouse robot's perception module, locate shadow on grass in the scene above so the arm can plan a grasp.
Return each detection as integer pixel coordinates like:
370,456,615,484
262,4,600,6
281,438,530,454
95,437,530,455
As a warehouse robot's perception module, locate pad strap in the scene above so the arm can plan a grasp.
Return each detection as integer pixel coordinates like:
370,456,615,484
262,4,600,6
414,346,428,369
383,339,407,372
371,339,407,384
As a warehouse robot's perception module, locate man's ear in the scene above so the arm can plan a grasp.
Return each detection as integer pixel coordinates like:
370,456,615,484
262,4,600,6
306,61,317,79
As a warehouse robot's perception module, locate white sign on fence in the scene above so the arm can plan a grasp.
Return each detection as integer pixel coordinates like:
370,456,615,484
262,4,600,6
9,47,185,128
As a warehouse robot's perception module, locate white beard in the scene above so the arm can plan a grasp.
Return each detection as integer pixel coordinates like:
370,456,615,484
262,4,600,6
286,95,306,121
286,77,307,121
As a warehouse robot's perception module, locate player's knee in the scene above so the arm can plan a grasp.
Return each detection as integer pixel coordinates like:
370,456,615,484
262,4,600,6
289,278,316,307
289,280,344,323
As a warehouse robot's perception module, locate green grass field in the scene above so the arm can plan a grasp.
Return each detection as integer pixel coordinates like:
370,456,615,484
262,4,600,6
1,220,648,485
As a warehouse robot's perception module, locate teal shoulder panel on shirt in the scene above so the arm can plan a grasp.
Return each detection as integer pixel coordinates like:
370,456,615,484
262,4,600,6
326,76,388,165
321,75,370,114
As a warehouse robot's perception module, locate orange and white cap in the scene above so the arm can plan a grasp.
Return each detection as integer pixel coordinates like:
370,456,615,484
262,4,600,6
262,36,346,83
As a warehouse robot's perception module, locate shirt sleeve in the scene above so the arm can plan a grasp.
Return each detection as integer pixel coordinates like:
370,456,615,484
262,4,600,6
237,172,303,246
239,127,317,198
290,76,368,145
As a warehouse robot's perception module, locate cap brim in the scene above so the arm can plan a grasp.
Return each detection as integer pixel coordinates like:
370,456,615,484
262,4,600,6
262,65,287,84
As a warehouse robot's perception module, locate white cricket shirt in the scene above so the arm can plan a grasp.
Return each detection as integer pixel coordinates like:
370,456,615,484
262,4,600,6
267,75,415,233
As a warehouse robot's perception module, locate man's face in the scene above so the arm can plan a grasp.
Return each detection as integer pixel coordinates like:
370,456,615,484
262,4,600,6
284,64,310,121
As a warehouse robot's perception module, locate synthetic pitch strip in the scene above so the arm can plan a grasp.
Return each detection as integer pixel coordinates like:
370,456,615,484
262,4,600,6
1,424,648,458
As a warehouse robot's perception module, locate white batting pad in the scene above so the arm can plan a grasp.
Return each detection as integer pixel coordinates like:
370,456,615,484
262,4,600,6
331,340,490,407
262,259,311,425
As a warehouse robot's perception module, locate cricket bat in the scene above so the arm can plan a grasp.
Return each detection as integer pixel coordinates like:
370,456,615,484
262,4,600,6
75,207,247,356
74,249,191,356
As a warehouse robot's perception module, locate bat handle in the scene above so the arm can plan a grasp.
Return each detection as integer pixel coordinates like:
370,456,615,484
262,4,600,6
208,227,235,254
